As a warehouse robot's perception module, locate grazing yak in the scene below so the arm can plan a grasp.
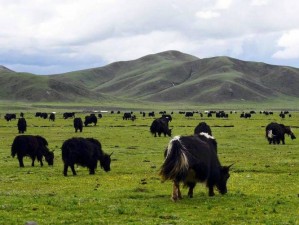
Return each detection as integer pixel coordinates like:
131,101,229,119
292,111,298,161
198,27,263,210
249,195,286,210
266,122,296,144
84,114,97,126
11,135,54,167
159,134,232,201
194,122,212,136
17,118,27,133
63,112,75,119
73,118,83,132
150,117,172,137
61,137,112,176
123,112,132,120
4,113,16,121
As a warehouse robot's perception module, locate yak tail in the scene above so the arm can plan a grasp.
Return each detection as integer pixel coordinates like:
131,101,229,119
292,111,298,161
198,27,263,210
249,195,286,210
11,136,21,157
159,136,189,182
267,130,273,138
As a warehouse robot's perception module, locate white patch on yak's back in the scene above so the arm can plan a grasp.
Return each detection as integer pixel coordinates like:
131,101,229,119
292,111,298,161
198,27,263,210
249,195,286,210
199,132,215,139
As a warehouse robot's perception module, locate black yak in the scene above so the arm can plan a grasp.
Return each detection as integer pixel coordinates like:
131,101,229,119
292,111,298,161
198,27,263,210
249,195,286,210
49,113,55,121
266,122,296,144
84,114,97,126
160,135,232,201
123,112,132,120
61,137,112,176
194,122,212,136
11,135,54,167
17,118,27,133
73,117,83,132
63,112,75,119
150,117,172,137
4,113,16,121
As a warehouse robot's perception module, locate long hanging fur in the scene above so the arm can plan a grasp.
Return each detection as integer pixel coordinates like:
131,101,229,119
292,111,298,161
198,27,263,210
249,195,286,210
159,136,190,182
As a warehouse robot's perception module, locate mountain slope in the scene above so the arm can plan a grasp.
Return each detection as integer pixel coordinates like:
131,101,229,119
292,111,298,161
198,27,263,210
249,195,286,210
1,50,299,103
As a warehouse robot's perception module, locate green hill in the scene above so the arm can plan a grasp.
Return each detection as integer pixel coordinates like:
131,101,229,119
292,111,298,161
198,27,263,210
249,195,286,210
1,50,299,104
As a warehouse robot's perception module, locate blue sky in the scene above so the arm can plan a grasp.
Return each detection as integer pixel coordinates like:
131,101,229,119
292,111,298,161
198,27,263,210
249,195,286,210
1,0,299,75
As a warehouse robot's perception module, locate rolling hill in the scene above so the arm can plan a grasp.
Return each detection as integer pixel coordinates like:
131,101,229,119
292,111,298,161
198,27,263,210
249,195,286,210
1,50,299,103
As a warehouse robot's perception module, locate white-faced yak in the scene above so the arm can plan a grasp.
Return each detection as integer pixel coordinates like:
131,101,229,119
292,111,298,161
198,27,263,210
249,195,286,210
159,134,232,201
266,122,296,144
194,122,212,136
61,137,112,176
11,135,54,167
150,117,172,137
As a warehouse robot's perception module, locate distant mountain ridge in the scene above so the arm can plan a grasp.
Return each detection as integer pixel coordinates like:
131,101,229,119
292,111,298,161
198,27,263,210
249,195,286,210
1,50,299,103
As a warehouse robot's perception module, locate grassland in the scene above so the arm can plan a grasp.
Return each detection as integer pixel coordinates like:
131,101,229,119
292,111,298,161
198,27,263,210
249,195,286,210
0,109,298,224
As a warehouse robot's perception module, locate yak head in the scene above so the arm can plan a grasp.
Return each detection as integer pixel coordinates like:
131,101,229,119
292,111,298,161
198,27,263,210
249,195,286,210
44,150,54,166
216,164,233,195
285,126,296,140
167,128,172,137
100,152,113,172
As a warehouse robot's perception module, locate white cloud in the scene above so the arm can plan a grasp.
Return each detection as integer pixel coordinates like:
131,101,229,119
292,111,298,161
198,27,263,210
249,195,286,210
1,0,299,74
251,0,269,6
215,0,233,9
273,29,299,59
195,10,220,19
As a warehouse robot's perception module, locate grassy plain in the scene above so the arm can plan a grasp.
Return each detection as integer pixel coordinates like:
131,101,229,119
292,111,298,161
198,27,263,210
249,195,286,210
0,109,298,224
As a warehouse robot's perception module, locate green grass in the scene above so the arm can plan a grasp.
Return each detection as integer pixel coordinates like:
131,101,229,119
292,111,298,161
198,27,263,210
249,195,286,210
0,110,298,224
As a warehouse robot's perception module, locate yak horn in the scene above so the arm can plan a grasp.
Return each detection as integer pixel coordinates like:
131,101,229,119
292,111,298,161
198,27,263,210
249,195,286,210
227,163,235,168
110,152,114,156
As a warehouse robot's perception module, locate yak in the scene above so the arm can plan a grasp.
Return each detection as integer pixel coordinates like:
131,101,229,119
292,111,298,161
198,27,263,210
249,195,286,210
63,112,75,119
11,135,54,167
150,117,172,137
84,114,97,126
159,134,232,201
123,112,132,120
17,117,27,133
49,113,55,121
266,122,296,144
61,137,112,176
194,122,212,136
4,113,16,121
73,117,83,132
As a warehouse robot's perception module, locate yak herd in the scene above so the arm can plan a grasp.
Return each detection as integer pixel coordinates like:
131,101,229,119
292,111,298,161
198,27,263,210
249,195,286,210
3,110,297,201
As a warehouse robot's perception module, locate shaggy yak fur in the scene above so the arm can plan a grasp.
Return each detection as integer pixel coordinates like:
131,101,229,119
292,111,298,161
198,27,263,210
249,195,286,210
160,134,232,201
11,135,54,167
84,115,97,126
194,122,212,136
73,117,83,132
150,117,172,137
17,118,27,134
266,122,296,144
61,137,112,176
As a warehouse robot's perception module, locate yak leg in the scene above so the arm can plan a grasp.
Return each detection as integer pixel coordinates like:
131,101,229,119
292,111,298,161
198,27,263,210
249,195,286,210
208,185,215,196
70,165,77,176
31,156,36,167
187,182,196,198
63,164,69,176
17,155,25,167
172,181,182,201
37,156,43,167
89,167,95,175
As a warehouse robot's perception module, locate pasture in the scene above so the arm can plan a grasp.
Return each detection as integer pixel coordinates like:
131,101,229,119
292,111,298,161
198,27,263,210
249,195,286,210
0,111,298,224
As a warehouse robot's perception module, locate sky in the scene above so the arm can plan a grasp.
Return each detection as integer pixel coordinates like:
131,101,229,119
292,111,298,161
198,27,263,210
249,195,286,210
1,0,299,75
